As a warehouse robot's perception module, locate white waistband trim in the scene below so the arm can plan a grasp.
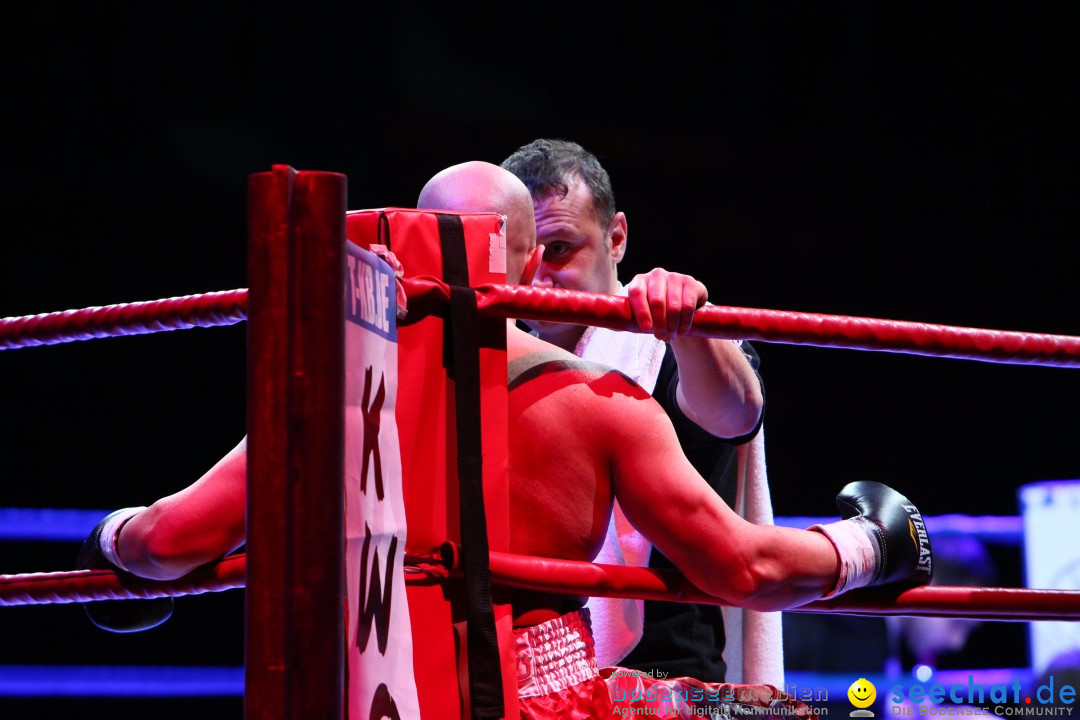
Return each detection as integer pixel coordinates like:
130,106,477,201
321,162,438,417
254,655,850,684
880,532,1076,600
515,608,600,699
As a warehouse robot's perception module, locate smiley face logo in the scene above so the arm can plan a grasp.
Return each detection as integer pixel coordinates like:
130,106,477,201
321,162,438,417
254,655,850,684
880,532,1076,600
848,678,876,708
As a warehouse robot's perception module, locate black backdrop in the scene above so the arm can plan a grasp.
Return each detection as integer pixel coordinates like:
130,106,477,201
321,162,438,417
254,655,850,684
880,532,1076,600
1,4,1076,715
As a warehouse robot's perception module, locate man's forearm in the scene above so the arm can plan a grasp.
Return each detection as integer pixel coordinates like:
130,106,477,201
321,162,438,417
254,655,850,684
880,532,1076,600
670,335,763,438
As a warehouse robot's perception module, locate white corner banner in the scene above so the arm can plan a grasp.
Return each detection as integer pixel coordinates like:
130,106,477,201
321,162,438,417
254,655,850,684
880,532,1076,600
344,243,420,720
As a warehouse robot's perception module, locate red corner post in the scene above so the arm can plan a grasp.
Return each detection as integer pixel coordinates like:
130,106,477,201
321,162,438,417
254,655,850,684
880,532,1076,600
246,165,347,719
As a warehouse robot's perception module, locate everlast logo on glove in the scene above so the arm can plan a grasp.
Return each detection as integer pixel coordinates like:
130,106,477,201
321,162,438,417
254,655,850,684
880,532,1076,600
902,507,937,578
903,505,933,578
812,480,936,594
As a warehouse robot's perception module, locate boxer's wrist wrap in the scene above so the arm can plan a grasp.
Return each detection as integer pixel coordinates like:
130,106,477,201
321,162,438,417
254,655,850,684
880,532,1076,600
810,517,879,597
98,506,146,572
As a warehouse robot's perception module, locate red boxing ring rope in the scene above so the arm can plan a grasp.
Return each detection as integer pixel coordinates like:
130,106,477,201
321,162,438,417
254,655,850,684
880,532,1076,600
410,280,1080,368
482,550,1080,623
0,289,248,349
3,552,1078,623
2,283,1079,367
0,555,246,606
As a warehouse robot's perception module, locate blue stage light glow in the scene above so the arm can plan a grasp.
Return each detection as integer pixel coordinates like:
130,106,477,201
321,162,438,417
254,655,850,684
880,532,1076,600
0,508,109,541
0,665,243,697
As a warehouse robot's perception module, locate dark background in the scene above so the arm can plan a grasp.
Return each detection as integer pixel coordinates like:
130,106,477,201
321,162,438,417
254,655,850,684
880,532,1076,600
1,3,1076,716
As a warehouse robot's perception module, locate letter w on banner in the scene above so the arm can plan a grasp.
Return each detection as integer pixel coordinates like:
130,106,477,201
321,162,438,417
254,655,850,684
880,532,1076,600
344,243,420,720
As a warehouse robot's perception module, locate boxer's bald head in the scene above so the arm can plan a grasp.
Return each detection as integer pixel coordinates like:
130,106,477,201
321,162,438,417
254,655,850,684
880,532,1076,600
418,161,537,283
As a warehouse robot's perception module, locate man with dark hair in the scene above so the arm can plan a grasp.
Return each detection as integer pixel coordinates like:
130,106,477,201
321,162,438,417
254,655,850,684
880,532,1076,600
503,139,774,683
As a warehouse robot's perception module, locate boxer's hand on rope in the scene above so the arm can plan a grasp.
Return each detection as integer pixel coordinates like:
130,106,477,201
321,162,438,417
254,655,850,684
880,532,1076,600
75,508,174,633
626,268,708,342
811,481,934,597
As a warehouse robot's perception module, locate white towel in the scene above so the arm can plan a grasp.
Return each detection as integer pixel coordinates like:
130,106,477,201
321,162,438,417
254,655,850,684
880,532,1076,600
576,321,666,668
576,298,783,684
722,426,784,686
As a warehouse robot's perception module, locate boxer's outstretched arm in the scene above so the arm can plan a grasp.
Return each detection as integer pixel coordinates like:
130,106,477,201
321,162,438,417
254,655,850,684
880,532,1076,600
117,438,248,580
605,390,838,611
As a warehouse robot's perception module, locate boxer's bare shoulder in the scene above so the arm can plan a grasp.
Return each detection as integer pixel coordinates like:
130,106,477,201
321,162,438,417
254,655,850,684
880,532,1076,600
507,327,651,402
504,326,667,568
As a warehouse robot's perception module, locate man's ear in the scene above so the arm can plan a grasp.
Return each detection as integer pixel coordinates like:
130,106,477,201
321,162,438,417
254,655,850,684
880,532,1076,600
608,211,628,264
520,245,544,285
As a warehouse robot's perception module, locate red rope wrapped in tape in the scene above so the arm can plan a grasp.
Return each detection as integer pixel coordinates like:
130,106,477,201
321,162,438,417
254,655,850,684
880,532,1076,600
482,549,1080,622
0,554,246,606
409,279,1080,368
473,280,1080,369
0,289,248,350
2,281,1078,367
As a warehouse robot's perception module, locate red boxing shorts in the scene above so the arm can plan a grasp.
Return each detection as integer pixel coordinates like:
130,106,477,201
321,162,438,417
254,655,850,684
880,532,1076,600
515,609,815,720
516,609,611,719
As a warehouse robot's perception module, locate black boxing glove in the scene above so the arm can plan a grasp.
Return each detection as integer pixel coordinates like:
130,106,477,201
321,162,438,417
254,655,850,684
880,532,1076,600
810,481,933,596
75,507,174,633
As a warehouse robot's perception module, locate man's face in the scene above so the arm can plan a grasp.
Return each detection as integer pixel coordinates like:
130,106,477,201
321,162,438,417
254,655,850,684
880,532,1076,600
526,176,622,340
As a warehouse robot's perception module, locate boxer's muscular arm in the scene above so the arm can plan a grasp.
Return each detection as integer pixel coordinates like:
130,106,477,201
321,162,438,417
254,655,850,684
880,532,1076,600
625,269,762,438
602,390,837,611
117,438,248,580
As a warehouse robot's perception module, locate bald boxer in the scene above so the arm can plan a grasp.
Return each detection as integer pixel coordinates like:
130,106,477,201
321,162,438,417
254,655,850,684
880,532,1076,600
81,162,933,716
